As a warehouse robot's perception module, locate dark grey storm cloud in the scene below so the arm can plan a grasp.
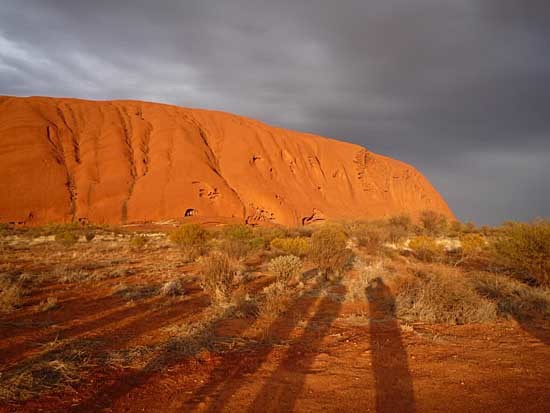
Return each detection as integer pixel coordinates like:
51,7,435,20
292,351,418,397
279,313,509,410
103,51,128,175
1,0,548,224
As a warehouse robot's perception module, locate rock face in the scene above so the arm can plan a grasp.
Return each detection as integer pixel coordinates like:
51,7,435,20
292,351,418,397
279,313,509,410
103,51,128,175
0,96,454,226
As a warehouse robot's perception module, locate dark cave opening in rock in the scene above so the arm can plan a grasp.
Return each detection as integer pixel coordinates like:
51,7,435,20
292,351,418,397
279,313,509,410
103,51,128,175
184,208,197,217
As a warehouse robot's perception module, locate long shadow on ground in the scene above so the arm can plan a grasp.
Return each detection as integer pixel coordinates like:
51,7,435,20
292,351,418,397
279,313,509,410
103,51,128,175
181,275,333,412
367,277,415,413
245,280,344,412
65,276,272,412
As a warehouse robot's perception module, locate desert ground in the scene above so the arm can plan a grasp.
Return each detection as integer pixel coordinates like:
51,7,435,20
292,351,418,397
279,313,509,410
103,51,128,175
1,217,549,412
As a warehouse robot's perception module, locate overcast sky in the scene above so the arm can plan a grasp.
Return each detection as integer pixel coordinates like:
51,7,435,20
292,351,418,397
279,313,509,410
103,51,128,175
1,0,548,225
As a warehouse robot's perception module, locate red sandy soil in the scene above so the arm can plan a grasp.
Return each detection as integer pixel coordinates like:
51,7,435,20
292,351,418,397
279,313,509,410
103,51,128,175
1,239,548,413
0,95,453,226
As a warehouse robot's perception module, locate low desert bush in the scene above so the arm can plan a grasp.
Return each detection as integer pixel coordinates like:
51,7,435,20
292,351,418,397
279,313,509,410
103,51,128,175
393,266,498,324
345,217,412,252
472,272,550,320
448,220,477,237
460,233,485,255
293,226,314,238
55,231,79,246
387,214,413,243
453,233,486,265
268,255,302,285
198,252,237,304
259,281,290,318
160,279,185,297
270,237,310,257
309,225,353,278
169,224,208,261
448,221,463,237
419,210,448,236
408,235,444,262
253,226,288,245
389,214,412,231
218,224,264,259
129,235,148,250
490,220,550,286
355,223,387,252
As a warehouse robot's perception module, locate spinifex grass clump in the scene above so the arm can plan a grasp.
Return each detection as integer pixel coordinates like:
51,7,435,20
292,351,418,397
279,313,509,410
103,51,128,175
198,251,237,305
392,265,498,324
472,272,550,320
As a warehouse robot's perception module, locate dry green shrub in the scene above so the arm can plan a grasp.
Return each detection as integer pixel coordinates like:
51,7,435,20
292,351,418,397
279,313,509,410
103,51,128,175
129,235,148,250
270,237,310,257
472,272,550,320
393,266,497,324
419,210,448,235
55,231,79,246
198,252,237,304
309,225,353,278
491,220,550,286
268,255,302,285
217,224,264,259
409,235,444,262
169,224,208,261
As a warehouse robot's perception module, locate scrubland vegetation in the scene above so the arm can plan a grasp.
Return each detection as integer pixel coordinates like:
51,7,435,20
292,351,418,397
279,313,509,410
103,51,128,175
0,213,548,406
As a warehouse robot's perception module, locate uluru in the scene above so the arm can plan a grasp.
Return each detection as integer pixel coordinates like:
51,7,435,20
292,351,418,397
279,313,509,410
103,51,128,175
0,96,453,226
